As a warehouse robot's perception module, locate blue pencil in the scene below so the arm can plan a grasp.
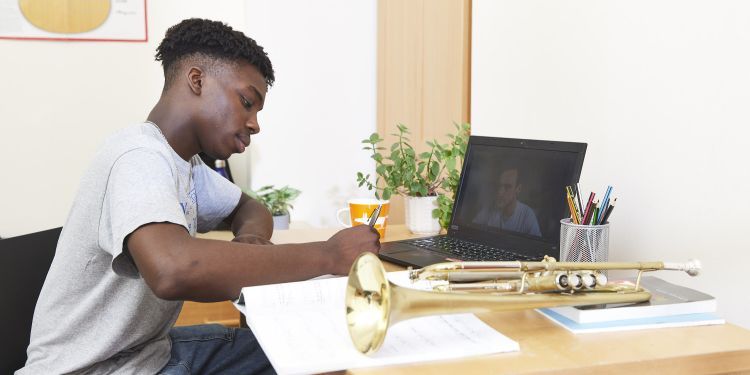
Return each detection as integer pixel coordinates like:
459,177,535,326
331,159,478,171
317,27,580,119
598,186,613,224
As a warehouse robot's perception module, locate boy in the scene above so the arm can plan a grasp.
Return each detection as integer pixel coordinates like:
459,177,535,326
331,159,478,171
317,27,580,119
19,18,380,374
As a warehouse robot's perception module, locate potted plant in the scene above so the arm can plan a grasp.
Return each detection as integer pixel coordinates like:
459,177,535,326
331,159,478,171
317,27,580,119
246,185,301,230
357,123,470,234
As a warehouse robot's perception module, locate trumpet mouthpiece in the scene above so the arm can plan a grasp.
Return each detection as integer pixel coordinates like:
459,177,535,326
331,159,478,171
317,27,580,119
685,259,701,276
664,259,701,276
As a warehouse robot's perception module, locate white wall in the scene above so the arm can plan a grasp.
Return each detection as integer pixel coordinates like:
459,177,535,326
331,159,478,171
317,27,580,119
244,0,377,227
0,1,247,237
472,0,750,328
0,1,376,237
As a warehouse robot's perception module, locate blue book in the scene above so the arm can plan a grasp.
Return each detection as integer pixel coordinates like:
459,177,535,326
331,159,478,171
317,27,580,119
541,276,717,323
537,308,724,334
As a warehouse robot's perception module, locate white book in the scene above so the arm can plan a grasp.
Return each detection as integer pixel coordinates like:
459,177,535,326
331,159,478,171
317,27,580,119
540,276,717,323
537,309,725,334
237,271,519,375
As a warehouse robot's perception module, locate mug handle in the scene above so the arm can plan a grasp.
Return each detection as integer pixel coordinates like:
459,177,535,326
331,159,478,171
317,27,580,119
336,208,352,227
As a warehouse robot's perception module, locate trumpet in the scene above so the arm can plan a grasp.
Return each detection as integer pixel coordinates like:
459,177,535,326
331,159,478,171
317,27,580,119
345,253,701,354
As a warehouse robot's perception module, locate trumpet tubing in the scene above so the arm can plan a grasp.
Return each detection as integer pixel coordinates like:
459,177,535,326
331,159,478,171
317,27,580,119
435,270,607,293
410,256,701,282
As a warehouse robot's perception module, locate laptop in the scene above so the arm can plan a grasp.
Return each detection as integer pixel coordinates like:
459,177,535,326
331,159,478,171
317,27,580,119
379,136,587,268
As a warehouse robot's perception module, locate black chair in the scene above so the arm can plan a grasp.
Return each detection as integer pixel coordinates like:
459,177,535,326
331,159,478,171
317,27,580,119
198,152,234,182
0,227,61,373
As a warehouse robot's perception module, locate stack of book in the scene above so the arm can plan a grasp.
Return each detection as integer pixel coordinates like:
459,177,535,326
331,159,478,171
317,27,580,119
537,276,724,334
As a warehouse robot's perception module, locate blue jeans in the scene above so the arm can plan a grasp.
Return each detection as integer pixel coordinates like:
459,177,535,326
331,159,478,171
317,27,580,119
158,324,275,375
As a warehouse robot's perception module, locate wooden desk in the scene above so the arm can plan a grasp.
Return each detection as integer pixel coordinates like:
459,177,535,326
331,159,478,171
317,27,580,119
182,225,750,374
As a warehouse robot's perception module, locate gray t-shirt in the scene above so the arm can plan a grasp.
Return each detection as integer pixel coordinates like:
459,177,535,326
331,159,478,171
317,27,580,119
19,123,241,374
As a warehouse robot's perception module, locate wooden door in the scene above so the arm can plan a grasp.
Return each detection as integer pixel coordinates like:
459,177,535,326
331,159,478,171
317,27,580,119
377,0,472,224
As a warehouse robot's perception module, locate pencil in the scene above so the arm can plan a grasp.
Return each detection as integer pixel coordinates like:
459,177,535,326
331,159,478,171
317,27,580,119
581,192,595,225
565,188,578,224
590,206,599,225
568,186,582,224
598,186,613,225
600,198,617,224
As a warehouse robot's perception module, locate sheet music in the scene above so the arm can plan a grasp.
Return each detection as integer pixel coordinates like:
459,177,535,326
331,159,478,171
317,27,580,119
238,272,519,375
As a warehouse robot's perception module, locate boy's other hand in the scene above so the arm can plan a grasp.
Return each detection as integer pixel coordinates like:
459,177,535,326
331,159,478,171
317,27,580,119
232,233,274,245
324,225,381,275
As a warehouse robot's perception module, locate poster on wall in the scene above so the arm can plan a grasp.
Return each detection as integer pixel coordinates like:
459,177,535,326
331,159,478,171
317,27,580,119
0,0,147,42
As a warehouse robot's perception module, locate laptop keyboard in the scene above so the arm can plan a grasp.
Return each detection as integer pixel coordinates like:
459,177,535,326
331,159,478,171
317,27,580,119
403,236,537,261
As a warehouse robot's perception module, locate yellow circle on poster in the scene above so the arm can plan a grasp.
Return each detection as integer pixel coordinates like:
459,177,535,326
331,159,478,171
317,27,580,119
19,0,111,34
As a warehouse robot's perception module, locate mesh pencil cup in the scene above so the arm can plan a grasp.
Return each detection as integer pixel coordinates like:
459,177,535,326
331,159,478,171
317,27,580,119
559,218,609,263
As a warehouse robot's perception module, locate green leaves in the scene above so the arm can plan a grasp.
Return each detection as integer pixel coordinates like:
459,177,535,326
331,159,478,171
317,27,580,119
446,156,456,171
355,122,471,228
382,187,393,200
368,132,383,144
245,185,301,216
434,194,456,229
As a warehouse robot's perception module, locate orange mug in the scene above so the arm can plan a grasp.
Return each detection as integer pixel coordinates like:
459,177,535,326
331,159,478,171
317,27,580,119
336,199,390,238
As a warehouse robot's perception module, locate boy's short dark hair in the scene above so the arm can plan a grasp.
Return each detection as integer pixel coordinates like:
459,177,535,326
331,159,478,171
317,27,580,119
155,18,275,89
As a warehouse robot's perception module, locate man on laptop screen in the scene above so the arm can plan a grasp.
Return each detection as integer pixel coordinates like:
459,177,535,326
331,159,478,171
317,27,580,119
472,165,541,237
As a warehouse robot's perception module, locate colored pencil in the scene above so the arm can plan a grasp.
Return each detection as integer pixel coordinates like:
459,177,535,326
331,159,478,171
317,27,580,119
564,185,617,226
566,189,577,224
581,193,595,225
590,206,599,225
600,198,617,224
571,188,583,224
598,186,613,224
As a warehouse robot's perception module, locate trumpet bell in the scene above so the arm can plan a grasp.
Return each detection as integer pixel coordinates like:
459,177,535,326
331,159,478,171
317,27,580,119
345,252,391,354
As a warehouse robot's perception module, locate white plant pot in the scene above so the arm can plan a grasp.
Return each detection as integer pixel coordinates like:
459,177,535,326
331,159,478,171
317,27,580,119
273,213,290,230
405,196,441,235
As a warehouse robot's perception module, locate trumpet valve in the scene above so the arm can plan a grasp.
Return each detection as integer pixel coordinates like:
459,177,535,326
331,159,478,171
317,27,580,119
595,273,608,286
579,273,597,289
553,273,578,291
568,273,583,290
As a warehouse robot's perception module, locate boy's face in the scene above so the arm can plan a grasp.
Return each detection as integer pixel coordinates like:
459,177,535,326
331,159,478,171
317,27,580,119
194,61,268,160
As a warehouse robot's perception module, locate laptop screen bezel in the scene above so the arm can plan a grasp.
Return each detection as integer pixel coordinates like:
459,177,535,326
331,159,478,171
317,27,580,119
447,136,587,260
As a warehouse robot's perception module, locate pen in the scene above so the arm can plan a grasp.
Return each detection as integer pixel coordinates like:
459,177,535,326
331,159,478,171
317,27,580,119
368,204,383,227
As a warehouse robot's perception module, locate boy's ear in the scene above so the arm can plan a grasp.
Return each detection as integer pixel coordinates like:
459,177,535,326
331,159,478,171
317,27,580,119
186,67,204,95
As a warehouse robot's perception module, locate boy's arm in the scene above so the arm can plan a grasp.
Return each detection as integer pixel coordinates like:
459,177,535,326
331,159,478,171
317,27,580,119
223,193,274,244
126,222,380,302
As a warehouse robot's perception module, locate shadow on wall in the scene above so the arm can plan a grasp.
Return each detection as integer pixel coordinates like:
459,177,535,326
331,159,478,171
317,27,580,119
326,185,373,227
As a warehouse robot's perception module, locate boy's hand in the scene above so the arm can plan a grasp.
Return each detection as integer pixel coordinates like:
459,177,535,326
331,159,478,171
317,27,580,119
232,233,274,245
324,225,381,275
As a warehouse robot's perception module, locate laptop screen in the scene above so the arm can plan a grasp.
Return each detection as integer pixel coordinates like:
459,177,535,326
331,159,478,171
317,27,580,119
450,136,586,255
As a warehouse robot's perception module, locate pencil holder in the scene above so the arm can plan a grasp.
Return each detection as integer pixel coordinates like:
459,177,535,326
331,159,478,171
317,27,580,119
559,218,609,263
